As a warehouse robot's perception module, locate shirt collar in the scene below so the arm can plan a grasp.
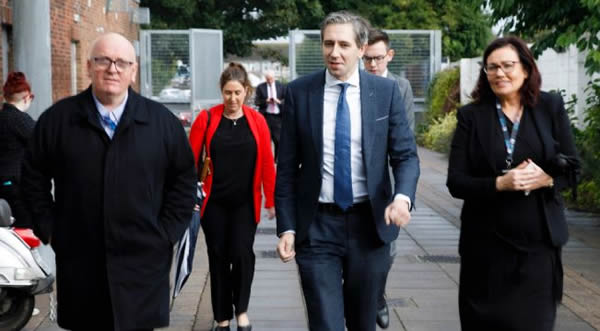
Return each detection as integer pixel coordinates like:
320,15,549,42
383,69,390,78
92,91,128,122
325,66,360,88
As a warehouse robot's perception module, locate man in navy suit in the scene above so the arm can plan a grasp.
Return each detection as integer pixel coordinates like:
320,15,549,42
275,11,420,331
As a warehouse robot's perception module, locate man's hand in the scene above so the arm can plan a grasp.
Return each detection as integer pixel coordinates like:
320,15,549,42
276,233,296,263
384,199,411,227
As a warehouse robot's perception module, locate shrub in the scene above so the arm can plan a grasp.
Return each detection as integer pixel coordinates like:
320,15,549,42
418,66,460,153
419,111,457,154
424,67,460,125
556,81,600,212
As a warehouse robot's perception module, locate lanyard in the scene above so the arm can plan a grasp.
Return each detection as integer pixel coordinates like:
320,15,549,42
495,100,523,169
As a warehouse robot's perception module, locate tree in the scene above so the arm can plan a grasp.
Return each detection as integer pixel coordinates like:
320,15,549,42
140,0,324,57
141,0,491,60
364,0,492,60
487,0,600,74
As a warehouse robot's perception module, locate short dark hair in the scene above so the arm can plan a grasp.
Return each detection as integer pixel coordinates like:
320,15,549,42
320,11,370,48
471,36,541,108
368,29,390,49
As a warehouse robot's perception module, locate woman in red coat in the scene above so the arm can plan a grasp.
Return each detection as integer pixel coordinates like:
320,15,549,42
189,63,275,331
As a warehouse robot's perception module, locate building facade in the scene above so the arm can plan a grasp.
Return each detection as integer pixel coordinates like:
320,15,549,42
0,0,143,117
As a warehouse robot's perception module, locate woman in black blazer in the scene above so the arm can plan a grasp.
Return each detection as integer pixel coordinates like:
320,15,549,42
447,36,580,331
0,72,35,228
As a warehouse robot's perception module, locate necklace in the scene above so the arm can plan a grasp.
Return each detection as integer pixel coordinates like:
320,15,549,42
223,112,243,126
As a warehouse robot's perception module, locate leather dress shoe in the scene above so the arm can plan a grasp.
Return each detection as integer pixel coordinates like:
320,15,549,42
237,325,252,331
376,305,390,329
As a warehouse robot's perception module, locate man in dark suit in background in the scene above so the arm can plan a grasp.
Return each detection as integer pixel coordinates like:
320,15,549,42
255,70,285,160
275,11,419,331
364,29,415,132
364,28,416,329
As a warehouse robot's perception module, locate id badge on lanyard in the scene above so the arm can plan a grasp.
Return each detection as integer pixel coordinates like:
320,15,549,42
496,99,522,173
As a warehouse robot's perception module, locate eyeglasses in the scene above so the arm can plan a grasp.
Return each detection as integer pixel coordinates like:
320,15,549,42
92,56,134,72
363,55,386,64
483,61,520,75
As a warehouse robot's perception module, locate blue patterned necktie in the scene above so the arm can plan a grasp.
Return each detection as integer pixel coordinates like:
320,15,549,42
334,83,353,210
101,114,117,137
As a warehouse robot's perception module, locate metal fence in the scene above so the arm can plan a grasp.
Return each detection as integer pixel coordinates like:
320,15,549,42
140,29,223,126
289,29,441,104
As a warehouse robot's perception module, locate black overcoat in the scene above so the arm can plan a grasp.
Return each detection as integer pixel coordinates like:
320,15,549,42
21,87,197,330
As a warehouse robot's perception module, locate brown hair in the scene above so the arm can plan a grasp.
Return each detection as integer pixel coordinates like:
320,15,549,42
219,62,253,102
3,72,32,102
368,29,390,49
470,36,542,108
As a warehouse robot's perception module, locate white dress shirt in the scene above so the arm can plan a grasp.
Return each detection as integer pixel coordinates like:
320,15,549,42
92,91,128,139
319,68,368,203
266,82,280,114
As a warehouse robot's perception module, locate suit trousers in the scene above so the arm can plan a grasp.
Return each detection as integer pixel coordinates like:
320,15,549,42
264,113,281,160
202,199,257,322
296,202,389,331
378,241,395,309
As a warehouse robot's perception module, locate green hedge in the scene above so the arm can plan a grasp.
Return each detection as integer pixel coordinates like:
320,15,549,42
418,67,460,153
562,81,600,212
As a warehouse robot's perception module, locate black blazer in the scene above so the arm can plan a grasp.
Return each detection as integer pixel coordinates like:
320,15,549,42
255,80,286,115
447,92,579,255
275,70,419,245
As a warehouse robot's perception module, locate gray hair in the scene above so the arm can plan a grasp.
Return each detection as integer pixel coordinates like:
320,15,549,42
320,11,371,48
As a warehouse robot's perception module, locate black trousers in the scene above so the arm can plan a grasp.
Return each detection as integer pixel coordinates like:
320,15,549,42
296,203,388,331
264,113,281,160
378,241,395,309
202,199,257,322
0,180,31,228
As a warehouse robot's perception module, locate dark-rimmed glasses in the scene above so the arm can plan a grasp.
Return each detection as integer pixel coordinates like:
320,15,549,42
92,56,134,72
483,61,520,75
363,55,386,64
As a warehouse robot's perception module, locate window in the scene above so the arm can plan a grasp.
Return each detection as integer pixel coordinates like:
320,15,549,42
71,42,78,95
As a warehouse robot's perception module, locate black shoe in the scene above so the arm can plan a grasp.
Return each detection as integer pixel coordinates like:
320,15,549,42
238,325,252,331
376,304,390,329
213,326,230,331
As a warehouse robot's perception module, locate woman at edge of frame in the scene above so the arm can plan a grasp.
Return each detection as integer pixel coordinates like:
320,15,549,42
447,36,580,331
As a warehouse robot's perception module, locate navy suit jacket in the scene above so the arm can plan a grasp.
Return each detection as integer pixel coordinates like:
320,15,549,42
275,69,420,245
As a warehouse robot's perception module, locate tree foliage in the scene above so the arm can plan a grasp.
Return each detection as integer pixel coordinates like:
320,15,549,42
140,0,325,57
141,0,492,60
488,0,600,74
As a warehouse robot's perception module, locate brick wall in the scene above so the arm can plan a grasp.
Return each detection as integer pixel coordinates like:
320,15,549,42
0,0,12,91
50,0,140,101
0,0,140,102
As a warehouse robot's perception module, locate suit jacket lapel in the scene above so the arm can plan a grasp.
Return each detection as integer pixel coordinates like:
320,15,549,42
309,70,326,166
528,100,553,162
360,71,375,167
473,100,498,171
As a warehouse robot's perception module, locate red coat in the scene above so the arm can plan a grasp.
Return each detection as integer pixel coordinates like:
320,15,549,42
189,104,275,222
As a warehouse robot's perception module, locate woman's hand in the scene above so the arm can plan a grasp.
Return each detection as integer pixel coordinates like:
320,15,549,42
496,159,553,192
266,207,276,220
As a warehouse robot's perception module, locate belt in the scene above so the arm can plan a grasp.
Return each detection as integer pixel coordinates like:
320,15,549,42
317,201,370,214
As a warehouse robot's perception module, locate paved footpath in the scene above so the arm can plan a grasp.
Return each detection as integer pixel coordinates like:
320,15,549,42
24,147,600,330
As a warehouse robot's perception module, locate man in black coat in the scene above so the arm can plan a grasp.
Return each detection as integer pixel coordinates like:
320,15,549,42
21,33,197,331
254,70,285,161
